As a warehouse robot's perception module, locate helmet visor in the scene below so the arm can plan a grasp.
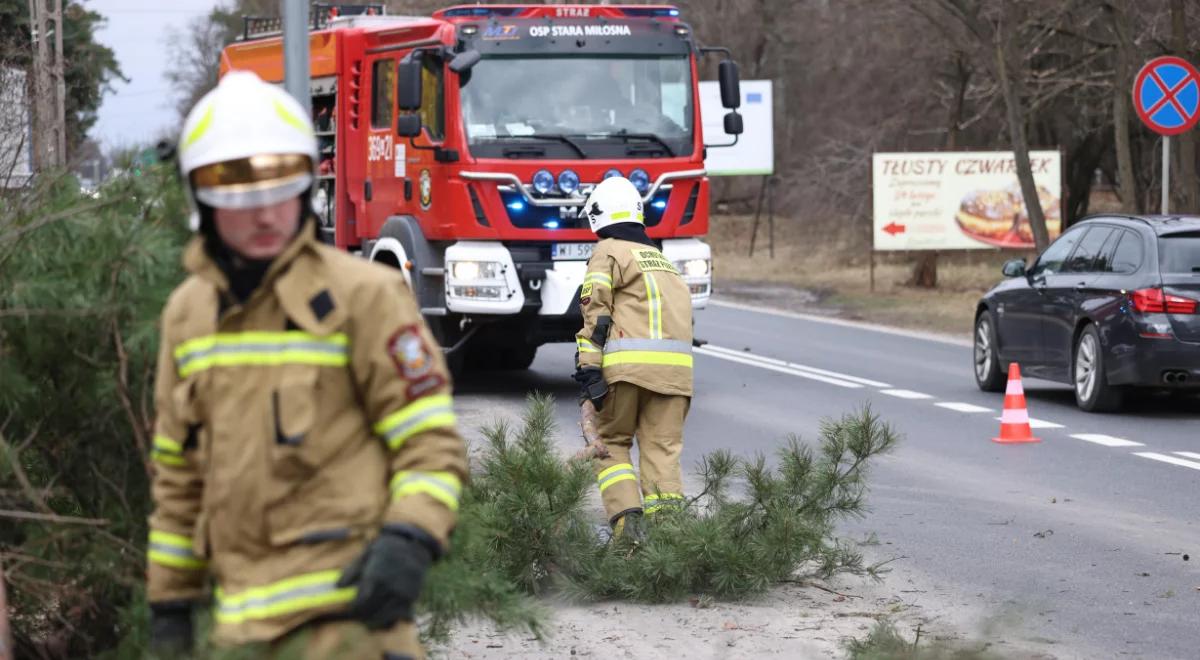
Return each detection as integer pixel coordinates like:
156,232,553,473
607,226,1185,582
191,153,313,210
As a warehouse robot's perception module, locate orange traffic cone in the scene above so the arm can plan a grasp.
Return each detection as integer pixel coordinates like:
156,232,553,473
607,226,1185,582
993,363,1041,444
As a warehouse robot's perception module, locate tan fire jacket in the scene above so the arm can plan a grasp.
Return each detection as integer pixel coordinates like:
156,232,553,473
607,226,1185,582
146,222,466,644
575,238,694,397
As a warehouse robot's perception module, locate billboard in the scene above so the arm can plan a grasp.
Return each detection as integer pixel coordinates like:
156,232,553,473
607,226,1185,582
700,79,773,176
872,151,1062,251
0,67,33,188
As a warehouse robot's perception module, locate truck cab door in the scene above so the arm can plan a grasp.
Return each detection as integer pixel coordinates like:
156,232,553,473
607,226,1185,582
397,51,449,223
363,55,401,239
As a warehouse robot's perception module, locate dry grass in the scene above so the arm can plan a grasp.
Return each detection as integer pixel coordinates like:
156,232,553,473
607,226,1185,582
707,214,1039,337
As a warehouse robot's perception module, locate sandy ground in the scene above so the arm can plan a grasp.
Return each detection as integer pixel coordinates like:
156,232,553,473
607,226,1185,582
431,393,1060,660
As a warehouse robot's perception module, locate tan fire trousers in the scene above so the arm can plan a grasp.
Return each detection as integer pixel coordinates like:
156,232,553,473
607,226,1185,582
594,381,691,523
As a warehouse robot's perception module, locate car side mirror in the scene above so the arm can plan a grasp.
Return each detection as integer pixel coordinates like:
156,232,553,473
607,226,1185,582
1002,259,1027,278
718,59,741,109
449,49,481,74
398,59,422,111
397,113,422,138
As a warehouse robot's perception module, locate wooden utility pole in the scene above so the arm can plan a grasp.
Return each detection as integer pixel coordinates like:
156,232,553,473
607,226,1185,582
52,0,66,164
25,0,64,169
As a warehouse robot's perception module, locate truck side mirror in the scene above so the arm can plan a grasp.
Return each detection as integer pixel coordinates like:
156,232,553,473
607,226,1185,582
723,111,743,136
397,113,422,138
398,58,422,111
718,60,741,109
449,49,481,74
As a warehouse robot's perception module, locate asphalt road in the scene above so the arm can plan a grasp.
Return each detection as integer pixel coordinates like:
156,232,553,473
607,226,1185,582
457,299,1200,659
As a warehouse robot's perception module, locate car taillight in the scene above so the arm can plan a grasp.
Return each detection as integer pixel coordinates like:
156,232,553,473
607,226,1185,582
1130,287,1199,314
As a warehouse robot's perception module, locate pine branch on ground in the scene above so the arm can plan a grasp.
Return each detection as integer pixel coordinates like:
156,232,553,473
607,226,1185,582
846,619,1003,660
421,393,899,641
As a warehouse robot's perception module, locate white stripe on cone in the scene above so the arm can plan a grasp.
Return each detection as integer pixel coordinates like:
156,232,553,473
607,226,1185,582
1000,407,1029,425
1005,378,1024,395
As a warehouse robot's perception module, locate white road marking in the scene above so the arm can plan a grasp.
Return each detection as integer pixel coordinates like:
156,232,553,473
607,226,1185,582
1070,433,1144,448
700,344,890,387
1134,452,1200,471
881,389,933,400
993,416,1064,429
936,402,993,413
708,299,972,347
695,347,863,388
1174,451,1200,461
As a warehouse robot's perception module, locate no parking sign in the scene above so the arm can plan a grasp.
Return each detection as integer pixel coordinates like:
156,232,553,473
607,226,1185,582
1133,56,1200,212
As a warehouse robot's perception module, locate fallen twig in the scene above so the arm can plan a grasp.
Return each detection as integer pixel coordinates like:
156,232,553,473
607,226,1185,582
0,509,108,526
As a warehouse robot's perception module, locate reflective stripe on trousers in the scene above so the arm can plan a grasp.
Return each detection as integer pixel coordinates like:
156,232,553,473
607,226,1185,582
597,463,637,492
148,529,206,570
643,492,684,514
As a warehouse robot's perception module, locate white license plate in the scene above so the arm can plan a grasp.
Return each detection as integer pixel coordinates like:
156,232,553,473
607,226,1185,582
551,243,594,261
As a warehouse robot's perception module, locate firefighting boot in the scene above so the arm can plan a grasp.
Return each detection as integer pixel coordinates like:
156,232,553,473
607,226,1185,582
611,509,647,543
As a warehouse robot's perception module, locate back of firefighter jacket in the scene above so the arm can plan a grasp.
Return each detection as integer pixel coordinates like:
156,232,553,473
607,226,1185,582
575,238,694,397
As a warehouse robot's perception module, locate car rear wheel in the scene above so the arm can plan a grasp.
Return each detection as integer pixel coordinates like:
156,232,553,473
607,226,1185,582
1073,324,1124,412
974,311,1006,392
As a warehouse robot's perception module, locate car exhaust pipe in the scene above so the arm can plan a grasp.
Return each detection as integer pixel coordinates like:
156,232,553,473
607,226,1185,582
1162,371,1190,384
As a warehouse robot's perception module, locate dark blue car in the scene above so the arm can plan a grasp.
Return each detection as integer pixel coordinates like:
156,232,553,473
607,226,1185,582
974,215,1200,411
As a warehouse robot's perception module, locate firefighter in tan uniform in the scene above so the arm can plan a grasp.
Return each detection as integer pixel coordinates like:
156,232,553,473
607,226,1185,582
573,177,694,538
146,71,466,659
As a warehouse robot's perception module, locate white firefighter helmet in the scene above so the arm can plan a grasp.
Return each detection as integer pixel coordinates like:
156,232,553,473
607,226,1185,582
582,176,644,234
177,70,317,229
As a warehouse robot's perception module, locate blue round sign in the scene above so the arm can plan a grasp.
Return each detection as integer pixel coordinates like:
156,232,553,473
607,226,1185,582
1134,56,1200,136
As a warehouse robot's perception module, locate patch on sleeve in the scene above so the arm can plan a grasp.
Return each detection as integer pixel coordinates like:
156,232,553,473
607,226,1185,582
388,325,435,380
580,281,593,305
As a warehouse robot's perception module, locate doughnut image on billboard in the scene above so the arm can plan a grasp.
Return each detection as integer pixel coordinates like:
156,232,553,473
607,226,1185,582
873,151,1062,251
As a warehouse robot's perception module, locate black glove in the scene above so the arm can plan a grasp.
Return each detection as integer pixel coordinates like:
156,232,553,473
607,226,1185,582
149,601,193,656
572,366,608,411
337,525,437,629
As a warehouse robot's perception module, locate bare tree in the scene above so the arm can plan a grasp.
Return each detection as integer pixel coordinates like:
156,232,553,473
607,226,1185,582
1108,0,1141,212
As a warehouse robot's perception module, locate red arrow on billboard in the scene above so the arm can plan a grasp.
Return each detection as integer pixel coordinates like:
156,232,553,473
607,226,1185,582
883,222,906,236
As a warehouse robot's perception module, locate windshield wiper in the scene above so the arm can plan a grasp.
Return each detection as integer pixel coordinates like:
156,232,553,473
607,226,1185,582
609,131,676,158
480,134,587,158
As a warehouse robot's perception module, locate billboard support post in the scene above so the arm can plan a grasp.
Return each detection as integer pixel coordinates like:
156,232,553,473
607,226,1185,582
749,176,776,258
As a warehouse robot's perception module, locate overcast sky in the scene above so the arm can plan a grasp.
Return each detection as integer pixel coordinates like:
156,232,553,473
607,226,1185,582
89,0,220,150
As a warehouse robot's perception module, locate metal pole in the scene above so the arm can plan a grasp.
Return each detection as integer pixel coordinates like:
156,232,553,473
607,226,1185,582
1162,136,1171,215
281,0,311,116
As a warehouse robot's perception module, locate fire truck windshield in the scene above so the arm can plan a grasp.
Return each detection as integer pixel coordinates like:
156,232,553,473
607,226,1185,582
461,55,694,159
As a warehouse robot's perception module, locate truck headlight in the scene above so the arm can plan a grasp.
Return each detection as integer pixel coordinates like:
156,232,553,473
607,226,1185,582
449,260,503,281
675,259,710,277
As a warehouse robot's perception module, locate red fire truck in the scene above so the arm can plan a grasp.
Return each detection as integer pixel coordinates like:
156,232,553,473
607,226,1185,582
221,3,743,370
